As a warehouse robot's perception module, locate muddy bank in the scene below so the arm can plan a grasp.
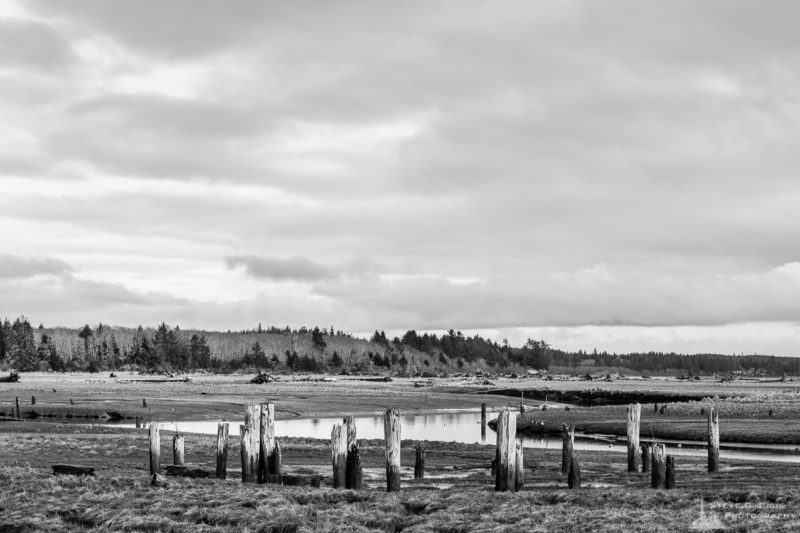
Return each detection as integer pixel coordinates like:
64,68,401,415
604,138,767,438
482,387,718,406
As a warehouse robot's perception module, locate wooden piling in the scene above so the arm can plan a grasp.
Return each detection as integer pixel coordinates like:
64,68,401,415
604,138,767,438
514,444,524,491
345,444,363,490
520,391,525,414
343,415,357,450
627,403,641,472
31,396,36,406
494,408,517,492
269,440,282,478
651,444,666,489
666,455,675,489
240,424,253,483
142,398,147,408
414,443,425,480
149,423,160,475
561,424,574,476
15,397,20,419
331,424,347,489
481,403,487,438
135,416,141,429
244,403,260,481
384,408,401,492
258,403,275,483
708,407,719,473
216,423,228,479
641,443,651,473
568,456,581,488
173,434,184,466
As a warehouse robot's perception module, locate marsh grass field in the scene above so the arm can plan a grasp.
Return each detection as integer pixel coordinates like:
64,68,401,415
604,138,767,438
3,373,800,531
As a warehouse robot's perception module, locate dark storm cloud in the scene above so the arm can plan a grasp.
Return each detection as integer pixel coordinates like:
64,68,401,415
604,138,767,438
0,254,73,279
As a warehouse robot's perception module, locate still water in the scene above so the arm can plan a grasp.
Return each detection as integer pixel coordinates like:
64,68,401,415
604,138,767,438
118,410,800,464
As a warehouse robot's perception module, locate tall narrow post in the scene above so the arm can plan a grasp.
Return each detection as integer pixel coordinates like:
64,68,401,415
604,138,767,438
31,396,36,406
520,391,525,414
651,444,666,489
494,408,517,492
240,424,253,483
708,407,719,473
331,424,347,488
142,398,147,408
414,443,425,479
561,424,574,476
269,440,282,478
568,456,581,488
244,403,260,481
345,444,363,490
258,403,275,483
384,408,401,492
514,444,524,491
173,434,184,466
15,397,20,419
343,415,357,450
481,403,487,439
149,423,160,475
666,455,676,489
216,423,229,479
641,443,652,473
627,403,641,473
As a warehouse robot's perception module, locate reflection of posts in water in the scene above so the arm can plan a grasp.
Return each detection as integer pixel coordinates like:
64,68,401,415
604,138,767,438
481,403,487,439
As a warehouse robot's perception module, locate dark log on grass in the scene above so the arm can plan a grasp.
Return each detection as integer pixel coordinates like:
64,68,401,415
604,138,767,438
216,423,229,479
165,465,210,478
384,408,401,492
561,424,574,476
666,455,676,489
151,473,168,488
641,444,652,473
52,465,95,476
173,434,184,466
708,407,719,473
494,408,517,492
345,444,363,490
149,424,160,475
258,402,275,483
414,443,425,480
331,423,347,488
567,456,581,489
514,444,524,491
0,371,20,383
627,403,641,473
651,444,666,489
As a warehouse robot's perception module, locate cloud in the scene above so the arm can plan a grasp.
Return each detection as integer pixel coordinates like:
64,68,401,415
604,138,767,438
226,255,334,282
0,18,73,72
0,254,73,279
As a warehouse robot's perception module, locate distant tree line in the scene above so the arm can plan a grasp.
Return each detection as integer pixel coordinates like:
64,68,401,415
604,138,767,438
2,316,799,376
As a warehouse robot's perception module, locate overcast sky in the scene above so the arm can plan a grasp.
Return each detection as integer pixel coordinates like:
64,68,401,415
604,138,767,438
2,1,800,355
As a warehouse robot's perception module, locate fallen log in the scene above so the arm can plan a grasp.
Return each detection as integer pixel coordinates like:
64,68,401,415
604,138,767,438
265,474,321,487
0,371,20,383
164,465,210,478
52,465,95,476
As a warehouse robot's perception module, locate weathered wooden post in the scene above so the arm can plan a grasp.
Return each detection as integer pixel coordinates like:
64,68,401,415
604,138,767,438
481,403,487,438
641,443,651,473
651,444,666,488
15,397,20,419
343,415,357,449
216,423,229,479
654,403,658,414
269,440,282,478
414,443,425,479
31,396,36,406
240,424,253,483
627,403,641,472
708,407,719,473
149,423,160,475
494,408,517,492
666,455,675,489
173,434,185,466
258,403,275,483
384,408,401,492
135,416,141,429
142,398,147,408
561,424,574,476
244,403,260,481
520,391,525,414
514,444,524,491
345,444,363,490
568,456,581,488
331,424,347,488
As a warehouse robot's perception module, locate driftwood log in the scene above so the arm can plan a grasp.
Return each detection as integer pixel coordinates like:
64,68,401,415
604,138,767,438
164,465,210,478
265,474,321,488
52,465,95,476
